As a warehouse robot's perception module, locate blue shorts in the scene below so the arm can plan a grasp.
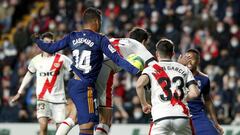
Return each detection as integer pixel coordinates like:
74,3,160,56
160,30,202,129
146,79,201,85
191,113,219,135
68,78,99,125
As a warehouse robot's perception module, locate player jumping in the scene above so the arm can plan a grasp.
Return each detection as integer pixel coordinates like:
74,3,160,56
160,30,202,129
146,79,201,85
11,32,72,135
184,49,224,135
136,39,200,135
32,7,141,135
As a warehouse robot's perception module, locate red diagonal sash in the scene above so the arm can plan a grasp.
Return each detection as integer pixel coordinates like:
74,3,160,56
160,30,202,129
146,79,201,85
152,64,189,116
38,54,63,99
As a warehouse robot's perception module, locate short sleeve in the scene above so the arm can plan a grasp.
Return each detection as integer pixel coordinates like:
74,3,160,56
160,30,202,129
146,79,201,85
185,68,197,88
128,39,154,64
28,59,36,73
62,55,73,72
142,67,152,78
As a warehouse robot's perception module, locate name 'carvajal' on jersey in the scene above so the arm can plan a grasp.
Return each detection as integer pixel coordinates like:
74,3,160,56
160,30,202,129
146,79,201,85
72,37,94,47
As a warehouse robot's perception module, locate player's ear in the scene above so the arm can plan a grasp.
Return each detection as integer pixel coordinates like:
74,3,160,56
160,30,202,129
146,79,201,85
171,52,175,58
142,39,146,46
156,51,160,60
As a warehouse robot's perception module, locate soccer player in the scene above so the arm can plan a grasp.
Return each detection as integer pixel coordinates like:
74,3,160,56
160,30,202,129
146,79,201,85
95,27,155,135
56,27,154,135
11,32,72,135
136,39,200,135
32,7,140,135
185,49,224,135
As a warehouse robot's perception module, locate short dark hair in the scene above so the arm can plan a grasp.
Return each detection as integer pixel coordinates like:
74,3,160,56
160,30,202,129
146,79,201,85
82,7,102,24
186,48,200,60
129,27,150,43
156,39,174,57
41,32,54,40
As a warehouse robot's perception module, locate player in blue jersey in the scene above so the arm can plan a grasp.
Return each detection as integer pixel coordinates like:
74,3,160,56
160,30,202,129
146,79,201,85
32,7,140,135
185,49,224,135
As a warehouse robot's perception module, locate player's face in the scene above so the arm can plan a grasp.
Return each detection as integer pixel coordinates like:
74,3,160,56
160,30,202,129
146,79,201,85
186,52,199,71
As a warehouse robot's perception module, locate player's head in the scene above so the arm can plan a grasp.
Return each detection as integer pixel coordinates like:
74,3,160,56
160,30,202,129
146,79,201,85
129,27,150,46
41,32,54,43
185,49,200,71
82,7,102,32
155,39,174,61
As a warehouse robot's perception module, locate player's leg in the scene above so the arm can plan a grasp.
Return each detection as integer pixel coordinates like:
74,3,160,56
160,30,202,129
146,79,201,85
37,100,51,135
51,102,67,129
172,118,192,135
150,120,172,135
68,78,98,135
95,107,112,135
38,117,49,135
95,85,112,135
192,116,219,135
56,99,77,135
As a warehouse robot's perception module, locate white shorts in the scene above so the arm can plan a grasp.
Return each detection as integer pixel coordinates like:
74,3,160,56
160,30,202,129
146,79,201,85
37,100,66,123
150,118,193,135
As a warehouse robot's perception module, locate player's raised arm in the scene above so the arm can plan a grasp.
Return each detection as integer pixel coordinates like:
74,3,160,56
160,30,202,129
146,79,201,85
32,33,70,54
101,36,140,75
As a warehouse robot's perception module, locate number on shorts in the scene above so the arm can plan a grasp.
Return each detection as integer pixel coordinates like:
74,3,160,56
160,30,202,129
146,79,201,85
38,103,45,110
73,50,92,73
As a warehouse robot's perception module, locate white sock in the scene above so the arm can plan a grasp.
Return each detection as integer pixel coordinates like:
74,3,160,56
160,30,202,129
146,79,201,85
56,117,75,135
94,123,110,135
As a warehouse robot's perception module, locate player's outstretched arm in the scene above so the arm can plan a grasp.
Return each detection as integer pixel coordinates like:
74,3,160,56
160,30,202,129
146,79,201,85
101,36,140,76
136,74,151,114
11,71,34,103
32,33,70,54
186,84,200,101
203,79,224,134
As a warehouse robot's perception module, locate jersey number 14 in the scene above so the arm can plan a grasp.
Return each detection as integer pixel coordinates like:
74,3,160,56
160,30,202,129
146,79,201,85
73,50,92,73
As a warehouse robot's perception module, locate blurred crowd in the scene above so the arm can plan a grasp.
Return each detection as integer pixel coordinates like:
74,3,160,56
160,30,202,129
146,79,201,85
0,0,240,125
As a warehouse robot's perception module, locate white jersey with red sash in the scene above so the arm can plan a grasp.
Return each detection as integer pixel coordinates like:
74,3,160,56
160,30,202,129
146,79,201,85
28,53,72,103
96,38,155,107
142,61,196,121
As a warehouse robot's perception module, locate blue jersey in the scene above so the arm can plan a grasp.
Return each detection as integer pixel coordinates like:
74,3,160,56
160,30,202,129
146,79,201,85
188,72,210,116
35,29,139,82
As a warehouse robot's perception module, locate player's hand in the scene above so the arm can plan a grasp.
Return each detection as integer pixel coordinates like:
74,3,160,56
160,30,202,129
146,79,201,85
31,33,40,42
142,103,151,114
177,54,192,66
215,123,224,135
11,93,21,103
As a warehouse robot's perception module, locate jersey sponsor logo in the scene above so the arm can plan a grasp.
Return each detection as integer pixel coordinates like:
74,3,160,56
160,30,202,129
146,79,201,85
108,44,116,53
72,38,94,47
39,71,60,77
38,54,63,99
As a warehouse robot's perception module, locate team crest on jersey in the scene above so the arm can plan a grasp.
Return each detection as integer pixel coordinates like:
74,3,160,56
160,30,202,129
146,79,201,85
54,63,60,68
